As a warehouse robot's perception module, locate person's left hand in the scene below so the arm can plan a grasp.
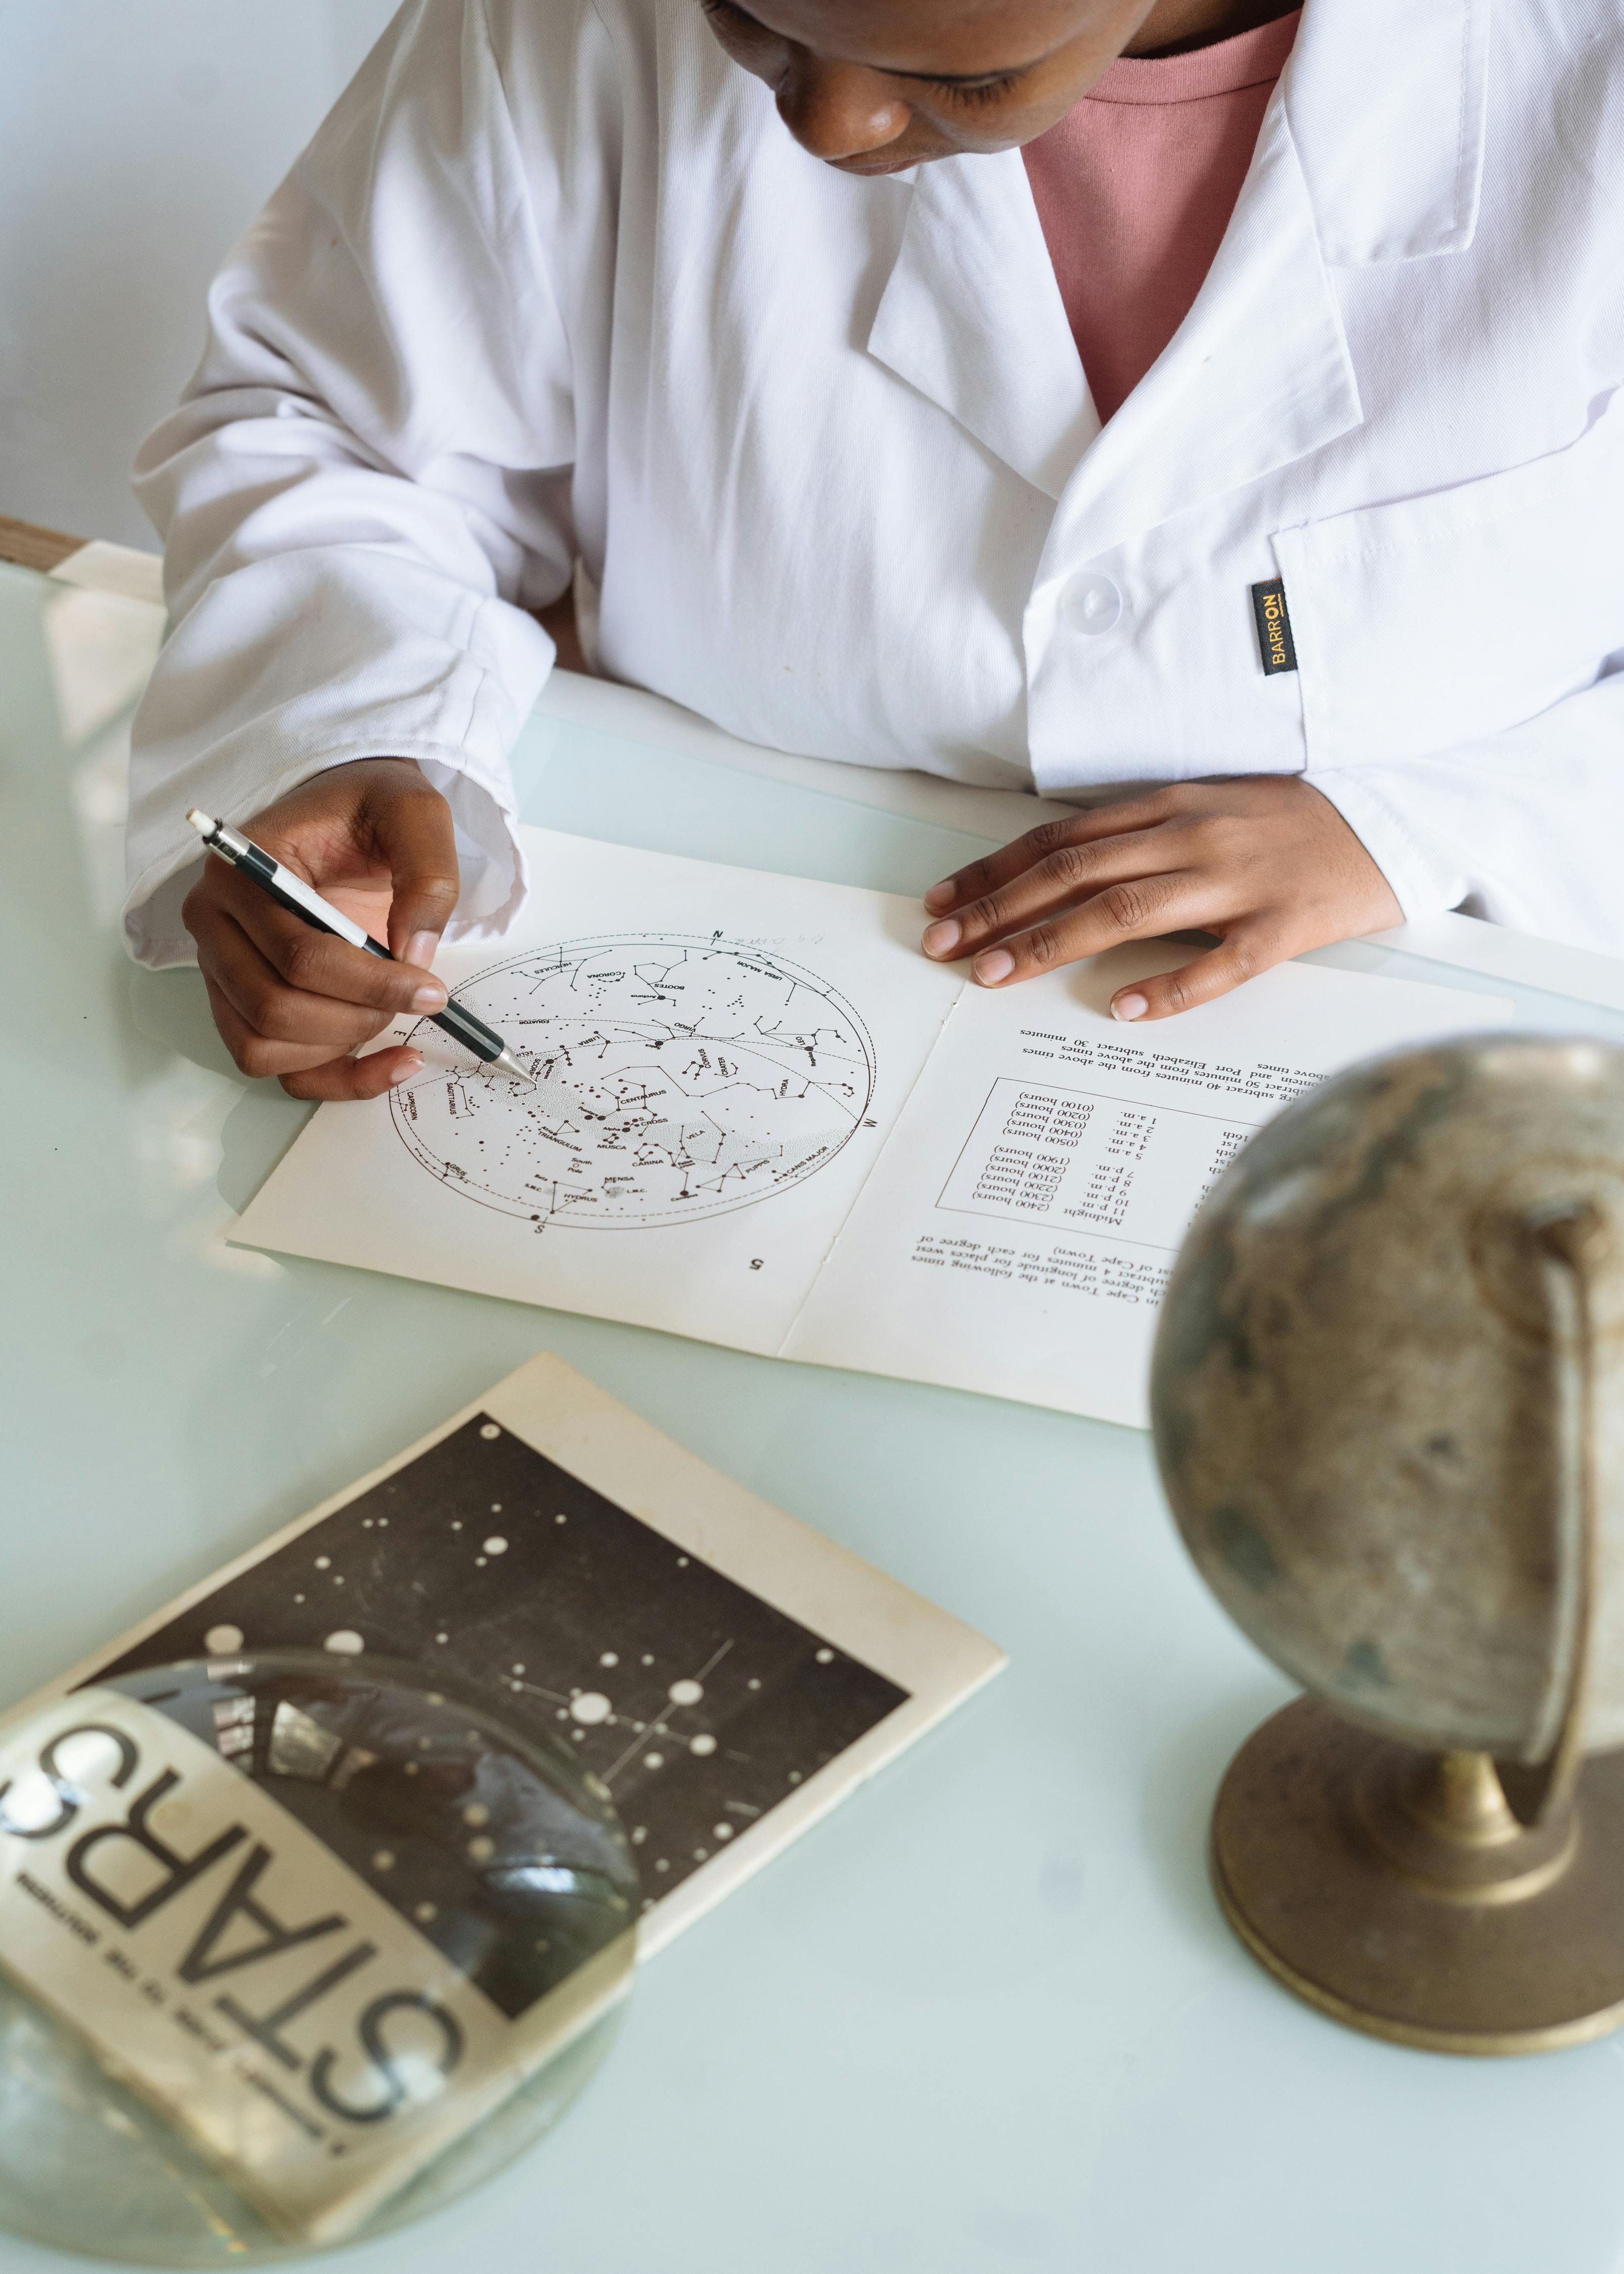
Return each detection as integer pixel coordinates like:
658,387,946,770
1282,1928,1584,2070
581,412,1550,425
919,775,1404,1021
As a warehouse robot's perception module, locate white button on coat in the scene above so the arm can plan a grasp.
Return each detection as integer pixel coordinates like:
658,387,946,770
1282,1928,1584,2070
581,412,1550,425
123,0,1624,965
1061,574,1124,636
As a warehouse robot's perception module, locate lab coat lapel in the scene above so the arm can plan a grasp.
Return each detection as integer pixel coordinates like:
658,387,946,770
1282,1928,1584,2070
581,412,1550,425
866,153,1097,502
1286,0,1489,262
1048,88,1361,566
864,0,1488,544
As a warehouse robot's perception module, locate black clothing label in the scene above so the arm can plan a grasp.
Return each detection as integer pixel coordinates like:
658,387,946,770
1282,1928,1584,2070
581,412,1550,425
1250,578,1298,675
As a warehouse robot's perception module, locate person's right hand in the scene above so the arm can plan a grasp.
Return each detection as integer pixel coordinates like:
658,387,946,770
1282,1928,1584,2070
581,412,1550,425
182,757,460,1101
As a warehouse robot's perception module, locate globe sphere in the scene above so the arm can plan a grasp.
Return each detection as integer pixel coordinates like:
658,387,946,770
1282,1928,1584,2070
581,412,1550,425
1152,1035,1624,1761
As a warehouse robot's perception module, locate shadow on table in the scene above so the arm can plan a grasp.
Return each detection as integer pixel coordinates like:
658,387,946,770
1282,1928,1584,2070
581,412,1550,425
127,961,313,1211
1140,1683,1288,1954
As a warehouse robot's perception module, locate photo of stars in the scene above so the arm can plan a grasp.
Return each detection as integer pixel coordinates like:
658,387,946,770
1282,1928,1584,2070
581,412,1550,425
86,1416,912,1954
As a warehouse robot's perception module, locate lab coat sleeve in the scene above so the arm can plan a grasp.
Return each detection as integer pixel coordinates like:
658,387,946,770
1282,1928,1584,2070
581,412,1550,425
123,0,598,969
1306,665,1624,953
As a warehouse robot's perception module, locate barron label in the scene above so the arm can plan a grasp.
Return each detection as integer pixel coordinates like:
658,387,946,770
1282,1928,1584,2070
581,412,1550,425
1250,578,1299,676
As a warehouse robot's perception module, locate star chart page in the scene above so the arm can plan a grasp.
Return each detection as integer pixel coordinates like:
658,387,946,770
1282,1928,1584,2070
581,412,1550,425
782,946,1514,1427
233,829,965,1347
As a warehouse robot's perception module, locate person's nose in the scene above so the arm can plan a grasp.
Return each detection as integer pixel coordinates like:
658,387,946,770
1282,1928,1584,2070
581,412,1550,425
775,54,911,161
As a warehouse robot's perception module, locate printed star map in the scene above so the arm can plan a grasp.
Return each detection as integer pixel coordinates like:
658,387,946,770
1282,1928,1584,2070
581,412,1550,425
389,935,877,1228
89,1418,910,1975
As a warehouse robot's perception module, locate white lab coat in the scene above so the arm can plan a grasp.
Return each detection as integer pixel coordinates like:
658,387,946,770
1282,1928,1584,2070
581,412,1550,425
124,0,1624,967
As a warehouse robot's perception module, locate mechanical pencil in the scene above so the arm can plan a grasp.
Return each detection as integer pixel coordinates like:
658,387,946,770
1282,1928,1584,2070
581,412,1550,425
186,809,537,1086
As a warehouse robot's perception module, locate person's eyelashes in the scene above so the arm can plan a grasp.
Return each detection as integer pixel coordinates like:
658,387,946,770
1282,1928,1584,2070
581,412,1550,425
926,73,1025,105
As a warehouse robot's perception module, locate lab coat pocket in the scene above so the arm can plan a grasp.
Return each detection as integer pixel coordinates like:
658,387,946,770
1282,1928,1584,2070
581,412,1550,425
1273,395,1624,770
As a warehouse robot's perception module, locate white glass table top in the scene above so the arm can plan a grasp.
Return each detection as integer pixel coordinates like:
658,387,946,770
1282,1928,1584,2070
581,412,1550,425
5,553,1624,2274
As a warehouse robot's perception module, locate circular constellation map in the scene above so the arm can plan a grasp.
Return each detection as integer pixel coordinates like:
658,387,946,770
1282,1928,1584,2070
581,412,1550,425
390,935,877,1229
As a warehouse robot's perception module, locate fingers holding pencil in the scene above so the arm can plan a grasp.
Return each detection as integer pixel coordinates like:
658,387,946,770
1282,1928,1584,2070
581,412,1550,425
182,758,457,1099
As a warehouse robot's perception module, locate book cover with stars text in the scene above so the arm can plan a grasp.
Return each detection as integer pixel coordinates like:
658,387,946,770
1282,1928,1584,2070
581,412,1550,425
0,1354,1002,2240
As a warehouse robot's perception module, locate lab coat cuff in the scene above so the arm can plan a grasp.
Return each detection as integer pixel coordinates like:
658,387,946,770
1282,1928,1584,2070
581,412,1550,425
121,740,530,971
1301,768,1470,926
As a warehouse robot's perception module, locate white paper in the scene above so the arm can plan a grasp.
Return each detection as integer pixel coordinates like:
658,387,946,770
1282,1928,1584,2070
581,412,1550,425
783,941,1513,1425
235,830,963,1349
234,834,1512,1426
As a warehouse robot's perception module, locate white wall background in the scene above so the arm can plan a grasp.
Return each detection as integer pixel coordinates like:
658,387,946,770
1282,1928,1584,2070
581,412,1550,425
0,1,400,550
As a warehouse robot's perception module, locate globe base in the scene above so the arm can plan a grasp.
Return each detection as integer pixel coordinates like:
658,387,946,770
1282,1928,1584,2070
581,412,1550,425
1211,1697,1624,2056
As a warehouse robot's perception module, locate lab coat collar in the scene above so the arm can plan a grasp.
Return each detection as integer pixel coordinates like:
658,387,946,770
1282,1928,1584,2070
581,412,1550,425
1040,0,1491,553
1043,86,1363,564
862,0,1487,532
1285,0,1490,264
865,153,1098,502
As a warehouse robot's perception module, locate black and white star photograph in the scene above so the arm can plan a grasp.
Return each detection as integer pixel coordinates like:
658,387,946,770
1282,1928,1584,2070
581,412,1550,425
88,1415,912,1952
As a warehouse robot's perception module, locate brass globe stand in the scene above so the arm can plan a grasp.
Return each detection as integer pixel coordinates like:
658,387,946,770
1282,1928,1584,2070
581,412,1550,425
1168,1171,1624,2054
1211,1708,1624,2054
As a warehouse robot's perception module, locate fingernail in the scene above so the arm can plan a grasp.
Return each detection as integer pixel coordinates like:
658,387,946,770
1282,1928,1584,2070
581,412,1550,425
923,882,957,913
1113,992,1149,1022
404,930,440,969
411,980,448,1011
388,1053,423,1086
922,919,961,957
974,950,1015,985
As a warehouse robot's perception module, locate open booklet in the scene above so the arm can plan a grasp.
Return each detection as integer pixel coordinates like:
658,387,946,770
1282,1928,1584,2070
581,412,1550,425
235,829,1513,1427
0,1354,1002,2244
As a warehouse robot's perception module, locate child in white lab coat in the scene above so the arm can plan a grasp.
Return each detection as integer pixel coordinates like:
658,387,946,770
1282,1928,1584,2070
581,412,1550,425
126,0,1622,1099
